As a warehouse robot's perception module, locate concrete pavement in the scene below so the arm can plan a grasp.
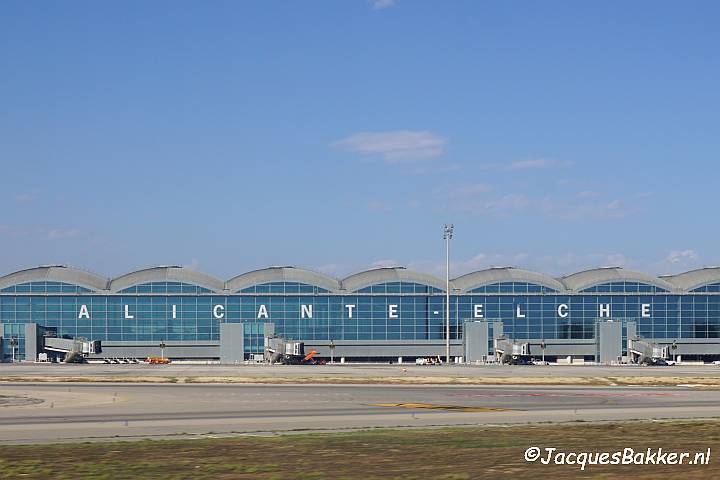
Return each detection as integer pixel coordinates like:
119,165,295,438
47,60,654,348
2,383,720,444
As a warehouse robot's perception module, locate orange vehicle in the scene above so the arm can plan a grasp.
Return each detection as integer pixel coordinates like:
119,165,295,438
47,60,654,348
145,357,171,364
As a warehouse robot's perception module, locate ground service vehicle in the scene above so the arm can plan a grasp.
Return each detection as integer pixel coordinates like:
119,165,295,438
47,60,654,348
265,335,320,364
145,357,171,364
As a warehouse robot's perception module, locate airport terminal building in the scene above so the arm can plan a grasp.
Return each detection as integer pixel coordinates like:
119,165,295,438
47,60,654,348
3,264,720,363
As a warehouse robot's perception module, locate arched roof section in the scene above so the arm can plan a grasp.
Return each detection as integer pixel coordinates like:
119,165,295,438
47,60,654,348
561,267,675,292
0,265,108,292
225,266,340,293
109,266,224,293
341,267,448,292
452,267,565,293
663,267,720,292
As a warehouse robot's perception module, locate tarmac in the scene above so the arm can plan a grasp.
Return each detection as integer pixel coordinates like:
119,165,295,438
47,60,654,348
2,379,720,444
3,363,720,444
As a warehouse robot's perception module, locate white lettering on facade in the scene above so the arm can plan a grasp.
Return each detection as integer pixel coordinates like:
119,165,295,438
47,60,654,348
70,297,654,322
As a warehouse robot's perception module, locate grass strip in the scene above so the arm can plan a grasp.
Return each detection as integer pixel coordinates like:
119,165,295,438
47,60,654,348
1,420,719,479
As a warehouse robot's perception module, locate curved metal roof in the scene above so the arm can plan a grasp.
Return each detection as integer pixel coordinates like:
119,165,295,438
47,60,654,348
108,266,225,293
341,267,449,292
7,265,720,294
560,267,675,292
663,267,720,291
225,266,341,292
452,267,565,293
0,265,108,291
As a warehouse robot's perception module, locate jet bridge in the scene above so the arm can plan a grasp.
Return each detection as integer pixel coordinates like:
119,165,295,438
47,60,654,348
494,335,531,364
0,323,102,363
628,336,668,365
265,335,317,365
42,336,102,363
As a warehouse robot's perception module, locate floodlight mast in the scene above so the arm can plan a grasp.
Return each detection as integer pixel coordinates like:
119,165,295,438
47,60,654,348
443,224,454,364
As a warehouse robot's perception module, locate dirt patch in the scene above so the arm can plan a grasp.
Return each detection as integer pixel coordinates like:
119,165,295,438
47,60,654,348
0,395,43,407
4,374,720,387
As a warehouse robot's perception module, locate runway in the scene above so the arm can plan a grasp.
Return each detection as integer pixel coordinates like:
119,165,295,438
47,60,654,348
2,383,720,444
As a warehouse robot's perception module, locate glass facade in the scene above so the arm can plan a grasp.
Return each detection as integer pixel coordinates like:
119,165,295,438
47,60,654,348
239,282,329,294
1,281,92,294
1,323,26,360
469,281,557,294
580,281,668,293
3,276,720,360
118,282,212,294
355,282,443,294
691,283,720,293
242,322,267,354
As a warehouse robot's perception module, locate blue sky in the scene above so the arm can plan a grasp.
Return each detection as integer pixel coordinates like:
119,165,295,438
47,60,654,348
1,0,719,280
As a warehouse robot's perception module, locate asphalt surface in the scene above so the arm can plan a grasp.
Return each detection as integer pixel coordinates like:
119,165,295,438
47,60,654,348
2,383,720,444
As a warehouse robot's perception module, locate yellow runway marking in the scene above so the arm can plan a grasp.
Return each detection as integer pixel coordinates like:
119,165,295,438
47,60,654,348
368,403,510,412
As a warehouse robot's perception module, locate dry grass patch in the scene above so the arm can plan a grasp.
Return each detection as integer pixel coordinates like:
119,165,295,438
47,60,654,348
1,420,719,479
4,374,720,387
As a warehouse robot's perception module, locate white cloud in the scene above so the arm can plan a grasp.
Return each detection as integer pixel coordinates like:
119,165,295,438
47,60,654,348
184,258,201,270
316,259,403,277
456,253,531,272
370,259,401,268
0,225,30,239
315,263,348,276
539,253,627,272
434,183,491,198
48,228,79,240
0,225,82,240
14,192,37,203
410,252,633,278
437,190,640,220
407,253,529,278
452,194,531,217
410,163,462,175
507,158,569,170
454,184,491,196
481,158,571,172
371,0,395,9
556,178,579,186
540,198,636,219
599,253,628,268
367,200,392,212
576,190,599,198
666,249,699,264
331,130,447,163
316,251,707,282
